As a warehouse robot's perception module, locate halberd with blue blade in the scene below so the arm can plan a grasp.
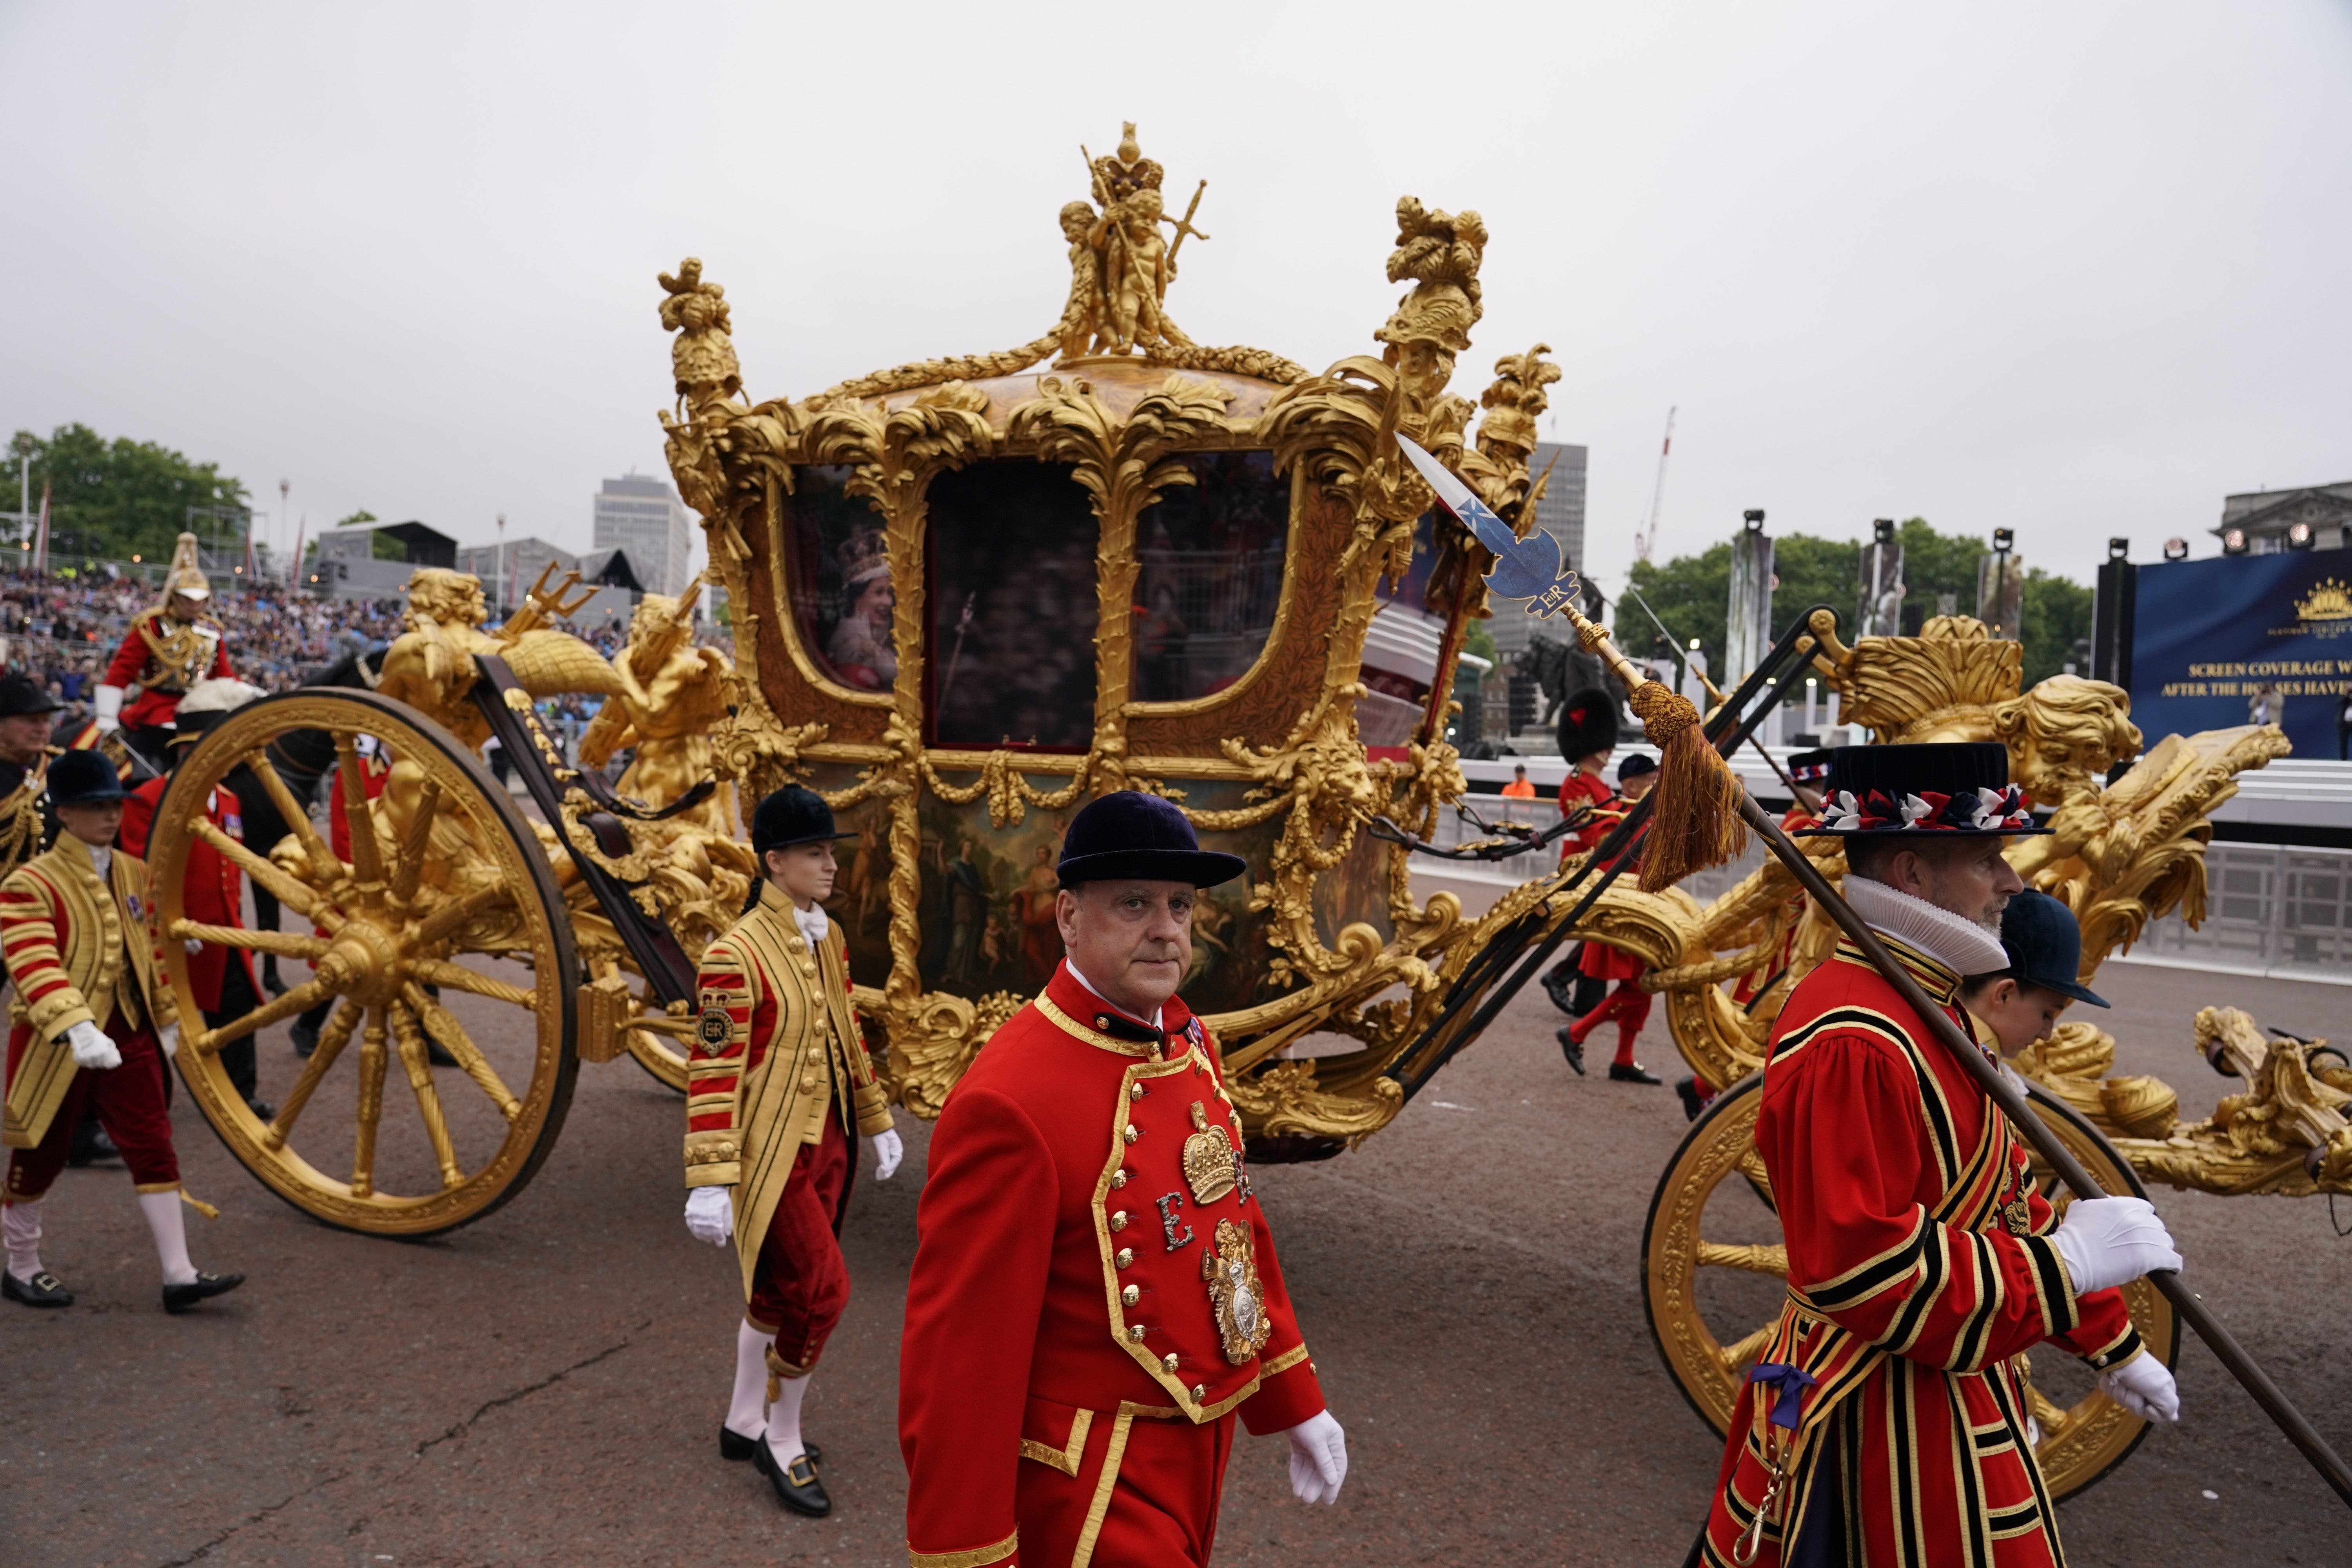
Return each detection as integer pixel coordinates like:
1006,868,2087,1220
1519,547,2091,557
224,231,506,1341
1394,433,1581,614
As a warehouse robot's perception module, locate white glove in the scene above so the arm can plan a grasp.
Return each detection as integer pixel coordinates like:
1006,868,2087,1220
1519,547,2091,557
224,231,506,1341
2052,1196,2183,1296
66,1020,121,1070
158,1022,180,1060
2098,1351,2181,1424
183,937,205,954
93,684,125,734
683,1184,733,1247
1283,1408,1348,1504
867,1126,904,1181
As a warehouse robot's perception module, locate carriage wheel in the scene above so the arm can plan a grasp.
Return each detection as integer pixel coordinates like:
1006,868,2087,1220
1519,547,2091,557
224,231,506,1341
626,1028,691,1092
149,689,579,1238
1641,1072,2178,1503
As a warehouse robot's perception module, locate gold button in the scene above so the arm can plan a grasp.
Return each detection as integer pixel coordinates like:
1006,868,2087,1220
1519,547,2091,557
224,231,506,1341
806,1045,823,1061
1161,1353,1180,1373
1110,1169,1129,1189
1192,1383,1206,1401
1121,1283,1140,1307
1123,1125,1140,1145
801,1074,819,1091
1109,1210,1128,1232
1127,1324,1146,1343
1115,1247,1133,1268
1129,1082,1145,1102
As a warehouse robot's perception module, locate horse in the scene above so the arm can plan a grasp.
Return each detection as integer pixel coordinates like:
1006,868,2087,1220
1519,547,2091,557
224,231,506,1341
1512,633,1611,731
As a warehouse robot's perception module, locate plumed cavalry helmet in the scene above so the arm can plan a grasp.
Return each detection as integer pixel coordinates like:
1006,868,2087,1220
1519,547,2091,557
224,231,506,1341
1056,790,1245,889
1556,687,1619,762
168,678,267,748
750,784,856,857
1795,742,2050,836
162,531,212,603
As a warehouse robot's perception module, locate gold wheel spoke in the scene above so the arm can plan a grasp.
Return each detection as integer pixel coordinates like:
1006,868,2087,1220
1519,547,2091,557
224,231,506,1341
388,779,444,904
351,1007,388,1198
412,883,515,949
265,1000,361,1151
192,975,338,1056
1696,1240,1789,1277
335,733,387,887
402,981,521,1121
243,750,343,885
389,1002,465,1190
1718,1320,1777,1377
193,818,344,934
409,958,534,1009
168,919,328,959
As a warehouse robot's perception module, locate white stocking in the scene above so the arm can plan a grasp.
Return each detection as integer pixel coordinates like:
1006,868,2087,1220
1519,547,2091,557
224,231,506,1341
138,1190,198,1286
726,1319,770,1441
766,1370,810,1465
3,1200,43,1283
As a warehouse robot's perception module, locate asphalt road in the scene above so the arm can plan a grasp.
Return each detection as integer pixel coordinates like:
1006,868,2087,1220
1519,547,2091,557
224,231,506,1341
5,959,2347,1567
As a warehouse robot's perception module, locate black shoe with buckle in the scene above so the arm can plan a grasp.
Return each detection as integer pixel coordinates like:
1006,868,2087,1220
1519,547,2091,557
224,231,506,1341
3,1269,73,1308
753,1436,831,1516
1675,1076,1710,1122
1556,1024,1586,1076
1540,960,1577,1017
162,1271,245,1314
721,1426,820,1467
1608,1062,1662,1086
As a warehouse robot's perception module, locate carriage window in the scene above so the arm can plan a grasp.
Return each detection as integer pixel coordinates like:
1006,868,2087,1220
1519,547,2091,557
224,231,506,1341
784,465,895,692
927,461,1099,749
1132,451,1289,702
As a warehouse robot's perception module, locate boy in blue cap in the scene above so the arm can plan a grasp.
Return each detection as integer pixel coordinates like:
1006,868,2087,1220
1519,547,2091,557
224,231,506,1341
1958,887,2109,1059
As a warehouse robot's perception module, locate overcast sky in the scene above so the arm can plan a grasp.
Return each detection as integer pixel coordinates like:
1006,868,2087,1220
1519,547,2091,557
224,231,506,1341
4,2,2348,600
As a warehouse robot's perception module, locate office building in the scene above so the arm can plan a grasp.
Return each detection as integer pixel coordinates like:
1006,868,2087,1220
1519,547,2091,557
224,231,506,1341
455,537,578,612
2215,482,2352,554
592,475,693,596
1484,439,1588,656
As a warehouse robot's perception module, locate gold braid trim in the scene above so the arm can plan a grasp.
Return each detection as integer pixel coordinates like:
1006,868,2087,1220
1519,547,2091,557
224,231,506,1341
908,1532,1019,1568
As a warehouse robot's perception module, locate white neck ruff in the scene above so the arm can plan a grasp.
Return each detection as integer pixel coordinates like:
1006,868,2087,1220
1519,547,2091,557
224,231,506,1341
792,902,829,947
1842,875,2009,978
82,839,110,882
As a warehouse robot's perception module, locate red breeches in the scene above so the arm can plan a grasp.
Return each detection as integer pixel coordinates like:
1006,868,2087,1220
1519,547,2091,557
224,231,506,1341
745,1114,852,1374
1570,981,1653,1067
1016,1405,1236,1567
4,1016,178,1201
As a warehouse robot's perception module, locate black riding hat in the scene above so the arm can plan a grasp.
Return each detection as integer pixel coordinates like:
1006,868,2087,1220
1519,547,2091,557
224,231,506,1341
1617,753,1658,783
1794,742,2049,836
1056,790,1244,889
1994,888,2108,1007
1557,687,1618,762
47,748,127,806
0,673,62,718
749,785,855,857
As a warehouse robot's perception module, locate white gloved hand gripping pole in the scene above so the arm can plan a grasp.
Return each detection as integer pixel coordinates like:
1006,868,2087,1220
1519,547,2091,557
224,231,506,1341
93,684,125,734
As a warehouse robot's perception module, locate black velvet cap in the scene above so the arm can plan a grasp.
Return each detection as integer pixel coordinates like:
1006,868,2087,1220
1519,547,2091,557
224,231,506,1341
1617,753,1657,782
750,785,855,857
1056,790,1244,889
48,748,127,805
1556,686,1618,762
1995,888,2108,1007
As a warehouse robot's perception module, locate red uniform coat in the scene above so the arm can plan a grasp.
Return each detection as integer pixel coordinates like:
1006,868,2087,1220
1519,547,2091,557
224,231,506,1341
900,962,1325,1568
1697,935,2143,1568
119,775,254,1013
103,609,231,731
1560,771,1643,981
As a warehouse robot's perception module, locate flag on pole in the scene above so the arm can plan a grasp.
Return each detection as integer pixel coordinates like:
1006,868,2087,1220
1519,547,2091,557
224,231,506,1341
289,517,306,590
33,482,50,573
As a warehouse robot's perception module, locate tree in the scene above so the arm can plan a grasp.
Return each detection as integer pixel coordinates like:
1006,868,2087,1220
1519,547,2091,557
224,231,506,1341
2019,567,2094,687
5,423,250,563
1612,516,2095,699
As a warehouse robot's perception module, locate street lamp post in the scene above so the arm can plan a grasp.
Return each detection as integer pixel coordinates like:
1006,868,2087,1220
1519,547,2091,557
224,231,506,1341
497,513,508,618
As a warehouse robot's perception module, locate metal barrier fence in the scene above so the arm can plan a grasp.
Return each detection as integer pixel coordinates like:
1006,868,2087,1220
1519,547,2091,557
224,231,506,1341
2120,841,2352,985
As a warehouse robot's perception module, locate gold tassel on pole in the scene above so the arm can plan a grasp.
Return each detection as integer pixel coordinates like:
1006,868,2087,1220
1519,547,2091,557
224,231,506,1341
1562,605,1746,893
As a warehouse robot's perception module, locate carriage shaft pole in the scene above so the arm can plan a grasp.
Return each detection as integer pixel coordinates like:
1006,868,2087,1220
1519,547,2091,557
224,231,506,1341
1736,791,2352,1511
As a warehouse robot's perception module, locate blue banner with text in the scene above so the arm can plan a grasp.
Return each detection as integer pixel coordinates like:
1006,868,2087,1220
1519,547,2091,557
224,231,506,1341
2129,548,2352,760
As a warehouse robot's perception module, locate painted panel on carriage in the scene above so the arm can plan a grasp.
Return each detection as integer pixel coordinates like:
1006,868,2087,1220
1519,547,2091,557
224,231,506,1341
926,460,1100,750
1132,452,1291,703
781,465,895,693
803,760,1332,1018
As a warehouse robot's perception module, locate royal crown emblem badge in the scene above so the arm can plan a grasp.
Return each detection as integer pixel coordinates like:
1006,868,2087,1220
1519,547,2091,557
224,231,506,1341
1182,1100,1237,1205
1202,1217,1270,1364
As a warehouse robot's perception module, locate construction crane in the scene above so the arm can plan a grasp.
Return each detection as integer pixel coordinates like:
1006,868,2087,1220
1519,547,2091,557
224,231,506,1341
1632,405,1676,564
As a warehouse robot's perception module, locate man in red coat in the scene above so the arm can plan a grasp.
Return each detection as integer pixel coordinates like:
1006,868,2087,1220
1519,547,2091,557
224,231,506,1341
1692,743,2182,1568
900,790,1346,1568
1559,752,1661,1083
1540,685,1622,1024
95,534,233,774
117,679,269,1119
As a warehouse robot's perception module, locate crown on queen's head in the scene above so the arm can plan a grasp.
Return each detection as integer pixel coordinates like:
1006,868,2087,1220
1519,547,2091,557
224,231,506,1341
838,530,889,590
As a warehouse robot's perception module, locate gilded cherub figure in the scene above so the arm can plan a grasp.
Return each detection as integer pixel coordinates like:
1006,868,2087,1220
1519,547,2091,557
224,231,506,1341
577,575,741,844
